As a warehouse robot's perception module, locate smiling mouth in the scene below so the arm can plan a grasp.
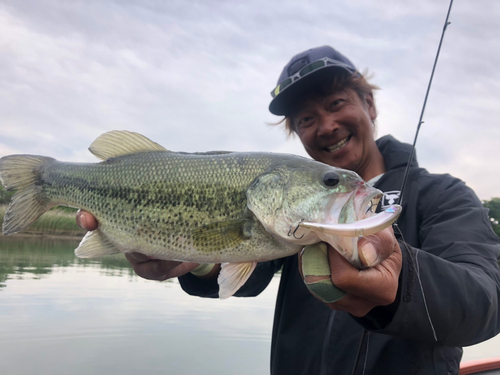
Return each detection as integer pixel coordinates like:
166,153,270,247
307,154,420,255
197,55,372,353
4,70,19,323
325,135,351,153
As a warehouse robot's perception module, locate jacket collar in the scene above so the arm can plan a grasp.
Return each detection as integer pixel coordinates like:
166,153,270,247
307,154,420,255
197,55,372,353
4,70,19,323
376,135,419,171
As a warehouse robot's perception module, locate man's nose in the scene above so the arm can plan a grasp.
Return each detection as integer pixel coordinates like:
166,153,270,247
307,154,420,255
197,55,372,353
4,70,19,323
317,113,339,136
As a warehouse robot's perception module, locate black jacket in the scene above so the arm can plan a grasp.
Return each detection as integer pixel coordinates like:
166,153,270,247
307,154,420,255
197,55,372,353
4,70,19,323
179,135,500,375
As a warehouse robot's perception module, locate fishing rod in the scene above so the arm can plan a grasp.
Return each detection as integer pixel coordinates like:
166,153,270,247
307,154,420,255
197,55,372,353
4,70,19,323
393,0,454,345
352,2,454,374
398,0,454,206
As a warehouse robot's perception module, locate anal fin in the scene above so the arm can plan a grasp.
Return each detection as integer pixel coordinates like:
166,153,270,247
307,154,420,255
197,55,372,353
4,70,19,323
218,261,257,299
75,230,122,258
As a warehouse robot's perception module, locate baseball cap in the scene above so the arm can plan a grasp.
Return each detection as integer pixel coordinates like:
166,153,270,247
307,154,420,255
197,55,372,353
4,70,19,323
269,46,357,116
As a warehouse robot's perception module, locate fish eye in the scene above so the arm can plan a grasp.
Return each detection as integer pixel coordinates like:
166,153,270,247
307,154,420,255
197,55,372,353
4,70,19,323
322,171,340,187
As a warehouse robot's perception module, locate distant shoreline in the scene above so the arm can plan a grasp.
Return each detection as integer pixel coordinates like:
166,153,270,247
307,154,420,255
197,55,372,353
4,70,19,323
0,205,85,239
0,232,84,241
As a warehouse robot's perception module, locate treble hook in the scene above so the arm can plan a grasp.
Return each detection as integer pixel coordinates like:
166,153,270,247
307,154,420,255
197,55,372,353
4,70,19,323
287,219,305,239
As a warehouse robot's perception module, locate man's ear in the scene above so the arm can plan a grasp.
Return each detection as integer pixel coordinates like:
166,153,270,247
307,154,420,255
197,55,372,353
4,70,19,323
365,93,377,121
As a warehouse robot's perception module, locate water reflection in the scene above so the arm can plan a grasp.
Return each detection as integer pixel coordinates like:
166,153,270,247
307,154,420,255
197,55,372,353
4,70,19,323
0,236,497,374
0,236,136,288
0,236,276,375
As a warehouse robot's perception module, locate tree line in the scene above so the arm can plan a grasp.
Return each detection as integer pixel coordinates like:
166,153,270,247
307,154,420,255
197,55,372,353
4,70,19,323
483,198,500,238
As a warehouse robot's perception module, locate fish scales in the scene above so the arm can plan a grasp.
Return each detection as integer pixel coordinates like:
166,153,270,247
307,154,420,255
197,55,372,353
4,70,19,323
37,152,300,263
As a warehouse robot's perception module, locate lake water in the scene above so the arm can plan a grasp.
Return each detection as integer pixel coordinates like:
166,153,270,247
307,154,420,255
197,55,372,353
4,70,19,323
0,236,498,375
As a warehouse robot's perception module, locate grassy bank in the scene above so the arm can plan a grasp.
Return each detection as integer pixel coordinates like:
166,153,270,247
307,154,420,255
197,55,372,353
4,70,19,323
0,205,85,237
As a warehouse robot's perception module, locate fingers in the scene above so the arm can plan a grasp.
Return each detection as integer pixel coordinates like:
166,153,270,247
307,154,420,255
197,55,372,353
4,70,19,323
76,210,98,231
328,247,400,305
125,252,151,264
299,246,382,315
299,228,403,316
125,252,199,281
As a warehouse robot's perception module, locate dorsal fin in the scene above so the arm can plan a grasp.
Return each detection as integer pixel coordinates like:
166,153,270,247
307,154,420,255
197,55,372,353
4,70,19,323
89,130,169,160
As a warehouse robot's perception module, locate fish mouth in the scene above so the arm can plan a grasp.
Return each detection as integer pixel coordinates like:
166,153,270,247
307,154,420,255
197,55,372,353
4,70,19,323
334,187,382,225
355,189,383,221
299,187,401,238
297,187,400,268
324,135,351,153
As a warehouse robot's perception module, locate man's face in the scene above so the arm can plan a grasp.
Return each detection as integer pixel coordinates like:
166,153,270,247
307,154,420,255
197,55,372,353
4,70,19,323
291,88,379,179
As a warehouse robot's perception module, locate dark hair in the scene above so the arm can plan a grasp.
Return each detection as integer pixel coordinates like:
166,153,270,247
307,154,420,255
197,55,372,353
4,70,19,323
280,70,379,135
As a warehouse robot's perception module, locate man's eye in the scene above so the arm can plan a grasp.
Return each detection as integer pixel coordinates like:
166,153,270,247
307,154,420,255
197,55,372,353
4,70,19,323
297,117,313,129
329,99,344,109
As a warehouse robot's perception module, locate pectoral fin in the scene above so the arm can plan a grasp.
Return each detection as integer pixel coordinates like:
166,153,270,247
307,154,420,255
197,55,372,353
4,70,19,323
75,230,122,258
218,261,257,299
192,219,252,253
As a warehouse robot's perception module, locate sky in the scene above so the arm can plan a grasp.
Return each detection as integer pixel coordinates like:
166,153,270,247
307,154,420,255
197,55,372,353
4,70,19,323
0,0,499,200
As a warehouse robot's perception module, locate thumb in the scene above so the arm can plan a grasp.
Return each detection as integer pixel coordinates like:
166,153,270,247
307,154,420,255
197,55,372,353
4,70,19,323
358,227,398,267
359,241,379,267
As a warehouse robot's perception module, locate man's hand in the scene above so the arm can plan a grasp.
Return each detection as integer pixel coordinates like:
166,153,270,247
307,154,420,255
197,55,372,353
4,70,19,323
75,209,201,281
76,209,98,231
124,252,200,281
299,226,402,317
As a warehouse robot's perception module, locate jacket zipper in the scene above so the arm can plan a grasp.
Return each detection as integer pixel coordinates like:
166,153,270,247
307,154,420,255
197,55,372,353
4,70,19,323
320,310,336,375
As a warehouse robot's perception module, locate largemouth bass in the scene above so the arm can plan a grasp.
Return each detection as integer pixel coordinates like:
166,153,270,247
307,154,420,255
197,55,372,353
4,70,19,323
0,131,401,298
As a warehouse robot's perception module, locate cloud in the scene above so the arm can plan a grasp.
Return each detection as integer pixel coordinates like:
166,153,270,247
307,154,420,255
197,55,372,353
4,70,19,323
0,0,499,199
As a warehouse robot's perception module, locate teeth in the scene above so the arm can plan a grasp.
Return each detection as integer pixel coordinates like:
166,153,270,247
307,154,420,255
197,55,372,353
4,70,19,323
326,136,349,153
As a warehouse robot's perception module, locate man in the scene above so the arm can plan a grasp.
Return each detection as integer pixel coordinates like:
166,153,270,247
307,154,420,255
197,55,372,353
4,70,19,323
77,46,500,374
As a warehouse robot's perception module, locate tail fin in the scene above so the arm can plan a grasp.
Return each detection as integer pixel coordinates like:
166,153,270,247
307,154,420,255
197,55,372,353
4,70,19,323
0,155,56,235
